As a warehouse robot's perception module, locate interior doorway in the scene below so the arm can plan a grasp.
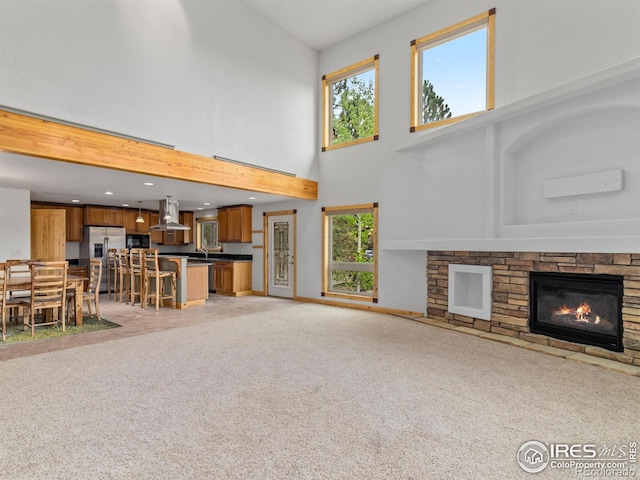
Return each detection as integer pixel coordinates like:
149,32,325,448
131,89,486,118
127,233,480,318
265,211,296,298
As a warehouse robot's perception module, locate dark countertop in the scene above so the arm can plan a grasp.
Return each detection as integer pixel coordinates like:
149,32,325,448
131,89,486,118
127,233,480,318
161,252,253,261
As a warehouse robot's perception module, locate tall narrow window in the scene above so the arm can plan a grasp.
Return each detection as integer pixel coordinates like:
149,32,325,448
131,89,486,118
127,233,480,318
410,9,495,132
322,55,379,151
322,203,378,302
273,220,290,287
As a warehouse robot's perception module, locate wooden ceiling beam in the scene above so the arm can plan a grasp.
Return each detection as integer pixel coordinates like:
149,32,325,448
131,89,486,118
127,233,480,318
0,110,318,201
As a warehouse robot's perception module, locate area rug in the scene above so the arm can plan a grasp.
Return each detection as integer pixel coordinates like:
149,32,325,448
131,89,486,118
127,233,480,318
1,316,120,344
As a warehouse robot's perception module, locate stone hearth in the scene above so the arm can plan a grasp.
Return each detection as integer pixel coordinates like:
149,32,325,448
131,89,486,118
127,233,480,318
427,251,640,366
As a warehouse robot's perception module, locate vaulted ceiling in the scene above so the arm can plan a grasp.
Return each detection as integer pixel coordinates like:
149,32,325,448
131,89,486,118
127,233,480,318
0,0,431,212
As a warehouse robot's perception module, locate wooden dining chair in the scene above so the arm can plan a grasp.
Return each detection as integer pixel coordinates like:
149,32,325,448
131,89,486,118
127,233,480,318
142,249,176,311
20,261,68,337
6,259,33,324
67,258,102,324
0,263,9,341
84,259,102,320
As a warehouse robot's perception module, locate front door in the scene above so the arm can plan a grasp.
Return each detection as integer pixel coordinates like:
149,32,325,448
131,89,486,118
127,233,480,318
268,214,294,298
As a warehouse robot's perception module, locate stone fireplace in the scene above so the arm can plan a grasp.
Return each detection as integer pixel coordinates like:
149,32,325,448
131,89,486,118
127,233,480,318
427,251,640,365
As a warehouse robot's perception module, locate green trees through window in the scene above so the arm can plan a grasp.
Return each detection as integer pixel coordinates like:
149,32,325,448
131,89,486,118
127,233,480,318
331,75,375,145
322,55,379,151
422,79,452,124
323,203,378,301
330,212,374,293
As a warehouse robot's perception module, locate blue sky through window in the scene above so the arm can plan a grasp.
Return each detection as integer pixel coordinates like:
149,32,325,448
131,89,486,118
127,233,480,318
422,27,487,118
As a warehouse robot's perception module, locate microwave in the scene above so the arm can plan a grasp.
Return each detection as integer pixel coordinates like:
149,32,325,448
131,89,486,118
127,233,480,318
126,234,150,249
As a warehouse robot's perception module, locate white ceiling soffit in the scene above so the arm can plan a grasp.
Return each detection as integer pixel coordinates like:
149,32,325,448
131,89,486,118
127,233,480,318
241,0,430,51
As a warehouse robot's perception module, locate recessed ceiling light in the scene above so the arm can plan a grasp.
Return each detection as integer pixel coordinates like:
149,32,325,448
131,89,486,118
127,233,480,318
203,202,210,206
71,199,80,203
249,196,256,200
144,182,154,186
197,207,203,210
104,191,113,195
122,203,129,207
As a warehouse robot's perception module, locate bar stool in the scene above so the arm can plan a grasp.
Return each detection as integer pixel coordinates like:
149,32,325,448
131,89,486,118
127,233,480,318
142,249,176,311
129,248,145,306
116,248,130,303
106,249,118,300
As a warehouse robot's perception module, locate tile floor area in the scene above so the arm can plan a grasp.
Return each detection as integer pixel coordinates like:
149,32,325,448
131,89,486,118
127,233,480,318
0,294,291,362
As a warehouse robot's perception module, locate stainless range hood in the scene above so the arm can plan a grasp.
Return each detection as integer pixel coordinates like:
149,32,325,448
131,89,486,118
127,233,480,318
149,196,191,231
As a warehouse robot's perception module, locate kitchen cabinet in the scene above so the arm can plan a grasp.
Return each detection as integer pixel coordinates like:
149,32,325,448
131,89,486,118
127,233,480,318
152,212,195,245
181,212,194,244
124,210,150,233
213,261,252,296
84,206,124,227
162,230,179,246
65,206,84,242
217,205,252,243
186,263,209,303
31,209,66,261
149,213,163,244
31,203,83,242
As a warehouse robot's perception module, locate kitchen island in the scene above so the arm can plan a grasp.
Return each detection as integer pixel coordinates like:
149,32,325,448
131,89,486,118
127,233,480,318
160,252,253,295
158,256,209,308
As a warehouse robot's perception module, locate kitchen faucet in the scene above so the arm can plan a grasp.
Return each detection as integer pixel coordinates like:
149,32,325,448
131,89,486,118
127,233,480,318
197,248,208,259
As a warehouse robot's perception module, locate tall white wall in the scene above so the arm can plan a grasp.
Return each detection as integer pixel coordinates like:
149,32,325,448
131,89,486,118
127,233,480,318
0,0,318,179
0,188,30,262
310,0,640,313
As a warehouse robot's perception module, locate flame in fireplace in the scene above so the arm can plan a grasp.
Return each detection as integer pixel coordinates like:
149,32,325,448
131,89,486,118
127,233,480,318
555,302,592,322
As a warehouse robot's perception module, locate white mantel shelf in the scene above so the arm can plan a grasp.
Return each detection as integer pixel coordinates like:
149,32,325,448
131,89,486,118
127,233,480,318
381,236,640,254
387,56,640,255
393,57,640,152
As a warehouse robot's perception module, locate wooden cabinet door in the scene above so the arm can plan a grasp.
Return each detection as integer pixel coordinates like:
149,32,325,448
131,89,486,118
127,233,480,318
137,212,150,233
149,213,163,244
232,262,252,293
213,263,233,293
217,208,229,243
163,230,178,245
84,206,123,226
221,265,233,292
65,206,84,242
181,212,194,244
103,208,124,227
84,206,105,225
227,207,243,242
31,209,66,261
124,210,138,232
125,210,151,233
213,263,226,292
217,205,251,243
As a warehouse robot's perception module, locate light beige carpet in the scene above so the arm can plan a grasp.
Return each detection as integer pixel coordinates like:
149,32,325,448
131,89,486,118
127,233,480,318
0,298,638,479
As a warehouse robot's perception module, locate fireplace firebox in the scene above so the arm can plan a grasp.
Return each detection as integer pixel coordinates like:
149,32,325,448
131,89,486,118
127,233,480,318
529,272,623,352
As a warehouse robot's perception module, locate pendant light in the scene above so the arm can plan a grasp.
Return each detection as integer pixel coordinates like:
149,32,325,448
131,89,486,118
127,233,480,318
136,201,145,223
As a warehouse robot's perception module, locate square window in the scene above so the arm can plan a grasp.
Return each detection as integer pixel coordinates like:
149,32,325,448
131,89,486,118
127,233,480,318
411,9,495,131
196,217,220,251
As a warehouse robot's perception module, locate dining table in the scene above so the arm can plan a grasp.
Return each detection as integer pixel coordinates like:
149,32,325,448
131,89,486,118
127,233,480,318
6,275,87,327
